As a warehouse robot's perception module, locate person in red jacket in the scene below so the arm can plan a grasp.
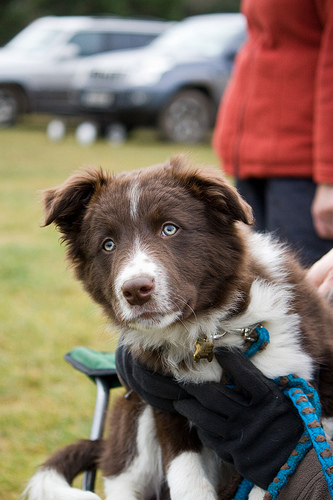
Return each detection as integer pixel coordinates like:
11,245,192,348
213,0,333,267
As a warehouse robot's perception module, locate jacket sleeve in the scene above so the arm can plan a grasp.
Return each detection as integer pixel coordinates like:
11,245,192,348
277,446,331,499
313,0,333,184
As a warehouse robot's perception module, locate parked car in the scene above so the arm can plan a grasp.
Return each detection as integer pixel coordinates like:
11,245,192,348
0,16,170,126
73,13,246,143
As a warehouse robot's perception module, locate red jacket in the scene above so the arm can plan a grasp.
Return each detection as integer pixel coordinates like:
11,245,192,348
213,0,333,184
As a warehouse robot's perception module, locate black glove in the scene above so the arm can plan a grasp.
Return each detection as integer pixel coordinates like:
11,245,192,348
116,344,304,489
174,348,304,489
115,344,188,413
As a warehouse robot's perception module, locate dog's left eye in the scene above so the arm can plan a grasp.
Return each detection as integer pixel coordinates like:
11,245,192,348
102,239,116,252
162,223,178,237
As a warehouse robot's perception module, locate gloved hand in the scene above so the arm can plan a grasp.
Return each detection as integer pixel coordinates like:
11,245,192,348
173,347,304,489
116,344,188,413
116,344,304,489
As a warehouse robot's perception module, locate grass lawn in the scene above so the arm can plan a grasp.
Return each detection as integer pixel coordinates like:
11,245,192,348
0,116,218,499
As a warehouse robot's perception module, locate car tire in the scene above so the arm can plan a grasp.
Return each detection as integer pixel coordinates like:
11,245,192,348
158,90,213,143
0,89,18,127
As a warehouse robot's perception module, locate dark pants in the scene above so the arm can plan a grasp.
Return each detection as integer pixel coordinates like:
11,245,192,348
236,177,333,268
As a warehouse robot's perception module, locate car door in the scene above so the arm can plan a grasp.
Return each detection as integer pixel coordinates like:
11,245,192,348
29,31,110,114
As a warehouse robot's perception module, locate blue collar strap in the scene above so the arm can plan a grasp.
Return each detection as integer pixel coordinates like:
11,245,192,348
233,326,333,500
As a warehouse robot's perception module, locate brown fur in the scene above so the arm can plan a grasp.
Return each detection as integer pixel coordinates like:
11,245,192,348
99,391,143,476
43,439,102,485
154,411,202,471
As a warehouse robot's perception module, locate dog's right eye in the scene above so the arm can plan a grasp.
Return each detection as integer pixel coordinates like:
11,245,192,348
102,239,116,252
162,223,178,237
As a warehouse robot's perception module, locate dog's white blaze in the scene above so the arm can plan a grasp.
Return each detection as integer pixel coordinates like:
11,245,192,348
166,452,218,500
115,240,175,325
128,180,141,220
23,469,101,500
104,406,163,500
115,242,157,294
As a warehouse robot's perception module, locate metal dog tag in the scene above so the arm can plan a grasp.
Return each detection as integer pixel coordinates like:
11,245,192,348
193,335,214,363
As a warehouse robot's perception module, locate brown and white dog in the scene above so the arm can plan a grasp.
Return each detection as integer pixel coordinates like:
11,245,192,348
25,156,333,500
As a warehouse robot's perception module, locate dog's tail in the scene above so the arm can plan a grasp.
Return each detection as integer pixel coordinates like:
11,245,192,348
22,439,104,500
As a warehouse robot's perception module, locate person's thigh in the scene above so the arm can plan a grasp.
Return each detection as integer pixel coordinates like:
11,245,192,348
266,178,333,267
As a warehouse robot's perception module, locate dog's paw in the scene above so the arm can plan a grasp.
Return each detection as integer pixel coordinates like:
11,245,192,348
248,485,265,500
22,469,102,500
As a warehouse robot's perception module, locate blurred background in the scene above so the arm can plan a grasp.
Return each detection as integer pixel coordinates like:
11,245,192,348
0,1,242,499
0,0,240,45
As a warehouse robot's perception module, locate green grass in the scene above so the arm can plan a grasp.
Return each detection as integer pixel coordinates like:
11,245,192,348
0,116,218,499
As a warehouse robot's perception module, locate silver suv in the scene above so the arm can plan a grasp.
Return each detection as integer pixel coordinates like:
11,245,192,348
74,14,246,143
0,16,169,126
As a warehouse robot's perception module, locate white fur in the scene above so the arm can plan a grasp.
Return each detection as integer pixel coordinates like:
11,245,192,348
128,179,141,220
166,452,218,500
104,405,163,500
114,239,179,328
22,469,101,500
119,317,224,383
219,277,314,380
249,486,266,500
245,229,290,281
323,417,333,441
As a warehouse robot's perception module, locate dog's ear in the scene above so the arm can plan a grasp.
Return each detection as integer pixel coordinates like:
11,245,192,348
42,168,110,235
169,155,254,225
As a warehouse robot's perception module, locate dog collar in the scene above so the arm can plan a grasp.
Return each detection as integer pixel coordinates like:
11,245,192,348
193,322,264,363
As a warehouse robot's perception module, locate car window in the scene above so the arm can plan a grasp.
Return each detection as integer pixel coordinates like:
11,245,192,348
69,31,158,57
151,18,246,58
69,32,108,56
106,32,157,51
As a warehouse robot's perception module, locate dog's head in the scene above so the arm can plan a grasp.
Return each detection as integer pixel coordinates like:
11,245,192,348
43,156,253,338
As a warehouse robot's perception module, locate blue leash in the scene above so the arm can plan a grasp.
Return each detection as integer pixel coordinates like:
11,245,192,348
232,326,333,500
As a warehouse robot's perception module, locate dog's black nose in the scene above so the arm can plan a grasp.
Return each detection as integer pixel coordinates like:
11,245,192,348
122,277,155,306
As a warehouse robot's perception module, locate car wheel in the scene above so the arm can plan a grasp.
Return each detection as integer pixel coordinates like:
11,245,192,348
159,90,213,143
0,89,18,127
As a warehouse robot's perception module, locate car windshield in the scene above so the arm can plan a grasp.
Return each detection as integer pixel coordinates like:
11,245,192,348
150,17,245,58
6,27,63,54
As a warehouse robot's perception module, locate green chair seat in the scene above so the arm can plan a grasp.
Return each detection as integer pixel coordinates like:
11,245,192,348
64,346,121,389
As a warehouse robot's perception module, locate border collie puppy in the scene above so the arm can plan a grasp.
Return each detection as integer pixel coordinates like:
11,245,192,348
24,156,333,500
